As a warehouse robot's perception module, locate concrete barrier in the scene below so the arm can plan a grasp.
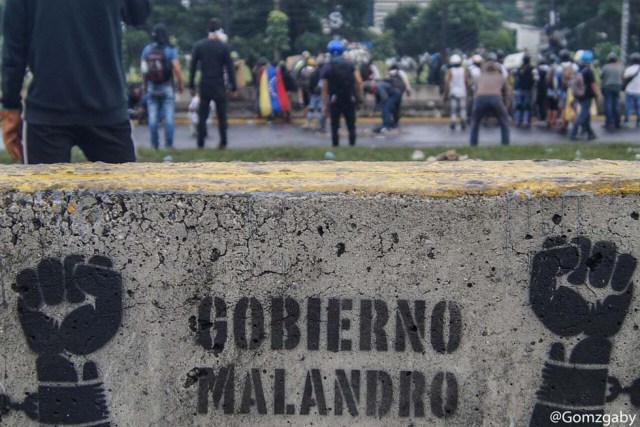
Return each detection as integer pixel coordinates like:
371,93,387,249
1,161,640,426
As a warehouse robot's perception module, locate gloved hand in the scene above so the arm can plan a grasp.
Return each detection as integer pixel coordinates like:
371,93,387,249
0,110,23,162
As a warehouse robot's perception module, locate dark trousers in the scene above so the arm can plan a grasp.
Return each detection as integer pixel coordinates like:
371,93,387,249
603,87,621,128
198,83,228,149
330,102,356,147
25,121,136,164
470,96,510,146
571,98,595,138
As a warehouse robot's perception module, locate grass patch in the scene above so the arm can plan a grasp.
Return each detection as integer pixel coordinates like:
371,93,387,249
1,143,639,164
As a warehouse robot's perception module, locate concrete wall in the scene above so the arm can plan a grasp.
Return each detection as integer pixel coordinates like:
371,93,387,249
1,161,640,426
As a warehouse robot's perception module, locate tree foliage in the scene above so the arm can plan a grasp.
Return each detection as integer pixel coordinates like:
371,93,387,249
534,0,640,53
384,0,507,56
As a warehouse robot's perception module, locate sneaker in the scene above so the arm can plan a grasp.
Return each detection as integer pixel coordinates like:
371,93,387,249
569,135,579,141
587,133,597,141
449,122,456,131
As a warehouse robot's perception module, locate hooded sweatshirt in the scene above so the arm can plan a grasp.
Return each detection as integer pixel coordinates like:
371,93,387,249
1,0,151,125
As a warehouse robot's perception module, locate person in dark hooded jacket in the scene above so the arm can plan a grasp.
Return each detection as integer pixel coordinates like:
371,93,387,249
1,0,151,163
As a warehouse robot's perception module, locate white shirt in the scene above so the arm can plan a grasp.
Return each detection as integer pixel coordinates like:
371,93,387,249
624,64,640,95
448,67,467,98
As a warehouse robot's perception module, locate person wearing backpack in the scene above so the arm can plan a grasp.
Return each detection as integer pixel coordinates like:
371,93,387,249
600,52,623,130
556,49,579,134
1,0,151,164
321,40,362,147
570,50,600,141
623,52,640,128
141,23,184,150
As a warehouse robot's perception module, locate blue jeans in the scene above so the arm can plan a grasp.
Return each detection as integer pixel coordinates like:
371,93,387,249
603,87,621,128
147,84,175,149
514,89,532,124
307,94,326,130
571,98,595,138
624,93,640,124
382,92,401,128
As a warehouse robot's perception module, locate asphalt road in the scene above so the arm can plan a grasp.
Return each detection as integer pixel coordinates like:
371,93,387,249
130,119,640,151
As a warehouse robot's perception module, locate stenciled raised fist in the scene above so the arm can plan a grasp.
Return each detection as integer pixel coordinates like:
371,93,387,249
530,236,635,340
529,237,637,426
11,255,122,426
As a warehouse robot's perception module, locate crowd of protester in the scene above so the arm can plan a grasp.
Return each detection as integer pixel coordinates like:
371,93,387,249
126,21,640,149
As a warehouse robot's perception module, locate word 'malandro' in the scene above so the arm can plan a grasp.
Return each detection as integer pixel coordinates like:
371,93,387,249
190,297,462,355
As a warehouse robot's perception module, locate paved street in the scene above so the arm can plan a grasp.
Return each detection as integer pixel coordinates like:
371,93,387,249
130,119,640,151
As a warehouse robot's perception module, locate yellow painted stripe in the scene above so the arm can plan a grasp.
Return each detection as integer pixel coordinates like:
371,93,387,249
0,161,639,198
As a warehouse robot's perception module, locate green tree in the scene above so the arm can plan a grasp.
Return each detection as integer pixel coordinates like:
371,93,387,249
385,0,503,56
534,0,640,53
266,10,291,61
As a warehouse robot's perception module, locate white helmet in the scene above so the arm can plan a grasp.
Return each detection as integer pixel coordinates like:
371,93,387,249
449,54,462,65
574,50,584,63
471,54,483,65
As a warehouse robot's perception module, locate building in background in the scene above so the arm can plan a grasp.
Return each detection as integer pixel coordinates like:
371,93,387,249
373,0,432,28
515,0,536,24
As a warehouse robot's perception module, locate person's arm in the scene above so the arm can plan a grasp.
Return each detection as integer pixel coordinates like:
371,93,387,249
189,44,199,95
400,70,412,96
170,48,184,94
321,78,329,118
1,0,28,111
354,69,363,101
122,0,151,27
224,46,238,95
442,70,451,100
1,0,29,162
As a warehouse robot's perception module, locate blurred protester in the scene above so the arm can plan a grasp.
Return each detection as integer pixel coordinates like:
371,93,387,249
366,79,401,134
141,23,184,150
514,55,536,128
1,0,150,163
623,52,640,128
544,54,560,128
127,84,147,123
321,40,362,147
535,56,550,123
304,59,326,132
570,50,600,141
189,18,237,150
443,54,470,131
600,52,623,130
556,49,579,134
470,54,511,146
389,65,412,128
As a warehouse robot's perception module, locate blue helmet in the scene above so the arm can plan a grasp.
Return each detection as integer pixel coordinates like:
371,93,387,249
581,50,594,64
327,40,345,56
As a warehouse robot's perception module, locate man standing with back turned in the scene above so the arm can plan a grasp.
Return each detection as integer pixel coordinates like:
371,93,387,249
189,18,237,150
1,0,151,164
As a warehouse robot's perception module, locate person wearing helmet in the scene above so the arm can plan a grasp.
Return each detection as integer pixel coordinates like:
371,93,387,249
600,52,623,130
569,50,600,141
514,55,536,128
469,55,511,146
321,40,363,146
443,54,470,131
623,52,640,128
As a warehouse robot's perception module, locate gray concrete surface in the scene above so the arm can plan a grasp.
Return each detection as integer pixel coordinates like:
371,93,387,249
0,162,640,426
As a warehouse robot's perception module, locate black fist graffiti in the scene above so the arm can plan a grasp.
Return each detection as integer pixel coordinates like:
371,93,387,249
529,237,637,426
4,256,122,426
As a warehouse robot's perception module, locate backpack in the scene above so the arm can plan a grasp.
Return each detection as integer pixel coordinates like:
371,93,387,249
143,45,171,84
298,66,314,92
559,63,575,91
569,71,586,98
328,62,355,102
388,73,406,93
